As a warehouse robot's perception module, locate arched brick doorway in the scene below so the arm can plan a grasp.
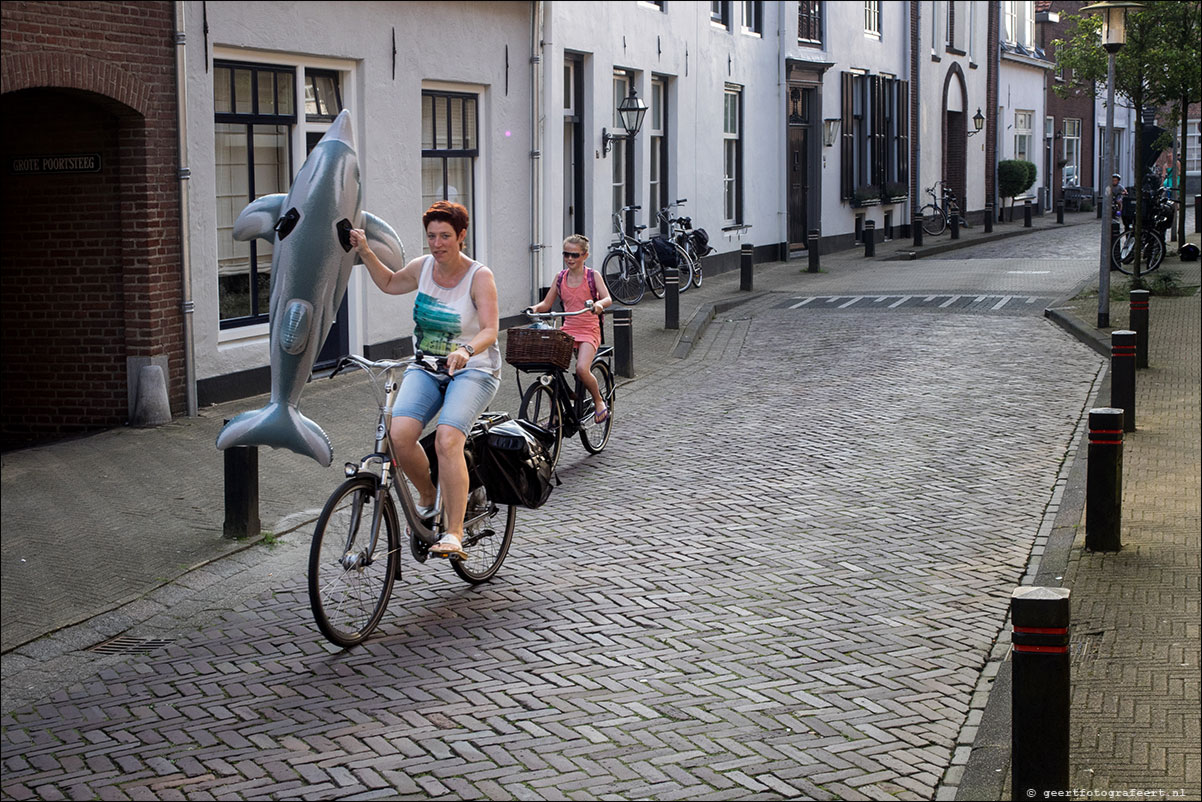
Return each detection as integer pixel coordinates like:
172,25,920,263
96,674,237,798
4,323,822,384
942,64,969,215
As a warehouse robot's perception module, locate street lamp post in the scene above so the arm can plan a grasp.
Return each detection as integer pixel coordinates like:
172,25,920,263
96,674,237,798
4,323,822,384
1082,1,1142,328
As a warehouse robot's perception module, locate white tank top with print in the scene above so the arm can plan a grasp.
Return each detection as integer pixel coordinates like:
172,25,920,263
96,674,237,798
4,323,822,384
412,256,501,376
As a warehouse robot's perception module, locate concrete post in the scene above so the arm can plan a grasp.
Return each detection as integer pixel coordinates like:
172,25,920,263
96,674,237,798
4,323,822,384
1086,407,1124,552
223,439,260,540
863,221,875,257
1010,586,1072,801
1110,330,1136,432
807,229,820,273
739,244,754,291
1129,290,1149,369
612,308,634,378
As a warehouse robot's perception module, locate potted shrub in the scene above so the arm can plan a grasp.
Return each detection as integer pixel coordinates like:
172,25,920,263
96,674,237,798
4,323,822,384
883,181,908,202
851,186,880,207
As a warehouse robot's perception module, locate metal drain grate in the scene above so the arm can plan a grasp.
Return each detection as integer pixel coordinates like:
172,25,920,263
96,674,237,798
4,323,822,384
86,636,176,655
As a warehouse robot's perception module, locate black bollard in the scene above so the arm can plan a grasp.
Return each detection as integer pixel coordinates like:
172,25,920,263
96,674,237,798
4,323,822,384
807,229,821,273
663,265,679,329
612,307,634,378
739,244,754,291
950,211,959,240
223,439,261,539
1097,196,1103,219
912,213,923,247
1024,199,1032,227
1129,290,1149,369
863,221,875,257
1056,199,1064,224
1195,195,1200,233
1086,407,1124,551
984,203,993,233
1011,586,1072,802
1110,330,1136,431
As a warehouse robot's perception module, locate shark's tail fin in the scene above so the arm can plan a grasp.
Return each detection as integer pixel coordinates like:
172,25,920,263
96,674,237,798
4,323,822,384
215,402,333,467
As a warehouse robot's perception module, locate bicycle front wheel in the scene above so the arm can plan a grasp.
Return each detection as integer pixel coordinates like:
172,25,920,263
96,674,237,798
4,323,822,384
308,477,399,648
645,252,666,299
1111,230,1137,274
920,205,947,236
519,380,563,469
688,241,704,288
602,250,644,306
673,243,695,293
450,485,516,584
578,360,614,454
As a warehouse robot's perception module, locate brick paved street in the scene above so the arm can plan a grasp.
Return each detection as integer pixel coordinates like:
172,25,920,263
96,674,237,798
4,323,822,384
1,247,1107,799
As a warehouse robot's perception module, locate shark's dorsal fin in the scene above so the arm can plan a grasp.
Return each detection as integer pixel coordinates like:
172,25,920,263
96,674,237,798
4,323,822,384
359,211,406,271
233,194,288,243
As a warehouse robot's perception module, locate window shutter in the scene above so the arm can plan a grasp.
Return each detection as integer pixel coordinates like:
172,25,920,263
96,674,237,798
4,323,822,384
897,80,910,186
841,71,854,200
872,75,886,189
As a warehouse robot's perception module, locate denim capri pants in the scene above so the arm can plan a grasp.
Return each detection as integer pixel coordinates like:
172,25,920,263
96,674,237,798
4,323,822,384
391,366,500,435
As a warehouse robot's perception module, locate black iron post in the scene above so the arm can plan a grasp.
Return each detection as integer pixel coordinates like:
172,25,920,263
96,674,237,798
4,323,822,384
1195,195,1200,233
1111,330,1136,432
1056,198,1064,224
1010,586,1072,801
1086,407,1124,552
1129,290,1149,369
863,221,875,257
663,265,679,329
950,210,959,240
807,229,820,273
984,203,993,233
1024,199,1033,227
739,244,753,291
612,307,634,378
912,213,923,247
223,439,260,539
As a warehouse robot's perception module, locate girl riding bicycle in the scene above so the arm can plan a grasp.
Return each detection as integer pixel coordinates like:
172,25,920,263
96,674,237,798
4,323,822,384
527,235,612,423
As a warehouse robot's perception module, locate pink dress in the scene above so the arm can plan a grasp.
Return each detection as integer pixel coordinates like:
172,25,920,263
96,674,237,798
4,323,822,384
559,269,601,351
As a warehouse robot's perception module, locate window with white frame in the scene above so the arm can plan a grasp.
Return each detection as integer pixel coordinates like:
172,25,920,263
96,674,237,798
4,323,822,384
1003,1,1033,47
1063,119,1081,186
1186,120,1201,175
968,1,977,61
422,90,478,256
612,73,632,233
797,0,822,45
864,1,880,37
741,1,762,35
1014,110,1033,162
649,78,668,232
214,60,297,328
711,1,731,28
1098,125,1124,186
840,71,910,199
931,1,940,54
723,85,742,224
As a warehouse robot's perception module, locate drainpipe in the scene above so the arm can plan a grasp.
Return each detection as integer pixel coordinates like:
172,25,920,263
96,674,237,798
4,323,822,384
530,1,546,304
175,1,197,417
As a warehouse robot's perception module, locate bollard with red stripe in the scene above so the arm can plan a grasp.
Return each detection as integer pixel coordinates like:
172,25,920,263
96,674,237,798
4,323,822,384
1011,586,1071,801
1129,290,1149,369
1086,407,1124,552
1110,330,1136,432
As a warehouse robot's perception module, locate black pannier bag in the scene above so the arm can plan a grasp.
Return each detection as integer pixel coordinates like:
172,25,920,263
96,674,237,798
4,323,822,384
689,227,714,256
478,418,555,509
649,235,677,267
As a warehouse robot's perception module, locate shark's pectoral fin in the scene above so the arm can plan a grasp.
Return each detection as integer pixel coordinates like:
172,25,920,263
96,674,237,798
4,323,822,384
360,212,406,270
279,299,314,355
215,402,333,467
234,194,288,242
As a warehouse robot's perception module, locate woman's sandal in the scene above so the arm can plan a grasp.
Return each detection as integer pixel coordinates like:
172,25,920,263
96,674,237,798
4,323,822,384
594,405,609,424
429,533,466,560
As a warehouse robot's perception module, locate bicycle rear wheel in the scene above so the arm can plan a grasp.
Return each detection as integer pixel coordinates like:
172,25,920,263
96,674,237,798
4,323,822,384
1112,230,1164,275
519,380,563,469
920,205,947,236
308,477,398,648
450,485,516,583
602,250,644,306
687,241,704,288
645,249,666,299
578,360,614,454
672,243,694,293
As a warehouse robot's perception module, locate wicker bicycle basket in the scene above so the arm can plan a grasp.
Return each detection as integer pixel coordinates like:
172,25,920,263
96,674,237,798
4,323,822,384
505,326,575,371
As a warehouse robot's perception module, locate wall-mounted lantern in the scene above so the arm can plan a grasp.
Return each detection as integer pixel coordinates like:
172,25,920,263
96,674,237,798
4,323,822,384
967,107,985,137
822,118,840,147
601,88,648,157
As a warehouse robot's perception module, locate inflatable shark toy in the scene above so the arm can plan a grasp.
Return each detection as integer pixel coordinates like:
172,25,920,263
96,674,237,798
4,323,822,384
216,109,404,466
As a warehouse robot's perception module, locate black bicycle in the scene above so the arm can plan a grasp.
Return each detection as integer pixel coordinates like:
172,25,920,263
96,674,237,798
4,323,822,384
602,205,667,306
509,305,615,469
1111,185,1173,275
919,180,965,236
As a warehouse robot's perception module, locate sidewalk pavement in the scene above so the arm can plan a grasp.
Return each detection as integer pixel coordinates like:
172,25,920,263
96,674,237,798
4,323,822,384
2,208,1198,799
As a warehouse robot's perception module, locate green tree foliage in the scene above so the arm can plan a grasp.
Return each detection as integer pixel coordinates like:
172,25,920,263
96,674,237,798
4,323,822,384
998,160,1030,217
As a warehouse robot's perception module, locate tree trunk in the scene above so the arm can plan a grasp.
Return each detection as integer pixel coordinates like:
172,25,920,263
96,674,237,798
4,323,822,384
1179,98,1189,249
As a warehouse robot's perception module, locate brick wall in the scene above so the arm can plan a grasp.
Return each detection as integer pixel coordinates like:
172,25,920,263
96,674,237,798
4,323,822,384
1,1,182,450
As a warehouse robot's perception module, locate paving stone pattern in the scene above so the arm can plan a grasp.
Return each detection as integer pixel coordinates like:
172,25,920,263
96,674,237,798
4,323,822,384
1,303,1104,800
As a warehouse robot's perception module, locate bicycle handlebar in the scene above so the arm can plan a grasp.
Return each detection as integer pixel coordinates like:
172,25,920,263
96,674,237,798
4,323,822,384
331,351,449,379
523,301,595,321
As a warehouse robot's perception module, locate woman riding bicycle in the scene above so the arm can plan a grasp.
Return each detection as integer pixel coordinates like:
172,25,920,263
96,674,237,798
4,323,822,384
349,200,501,560
527,235,612,423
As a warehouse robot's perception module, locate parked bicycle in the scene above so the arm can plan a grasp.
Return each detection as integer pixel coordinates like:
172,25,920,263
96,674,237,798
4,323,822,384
657,198,706,291
919,180,966,236
508,304,615,469
1111,185,1173,275
602,205,668,306
308,352,520,647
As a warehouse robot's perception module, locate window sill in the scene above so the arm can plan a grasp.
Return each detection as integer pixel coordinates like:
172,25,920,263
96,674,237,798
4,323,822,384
946,46,966,56
219,321,270,345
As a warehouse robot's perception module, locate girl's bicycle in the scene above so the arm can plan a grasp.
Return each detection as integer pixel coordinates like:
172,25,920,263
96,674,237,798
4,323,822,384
509,304,615,469
308,353,516,648
601,205,667,306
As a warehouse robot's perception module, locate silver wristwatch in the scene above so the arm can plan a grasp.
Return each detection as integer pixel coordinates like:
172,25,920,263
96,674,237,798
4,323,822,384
461,343,475,356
